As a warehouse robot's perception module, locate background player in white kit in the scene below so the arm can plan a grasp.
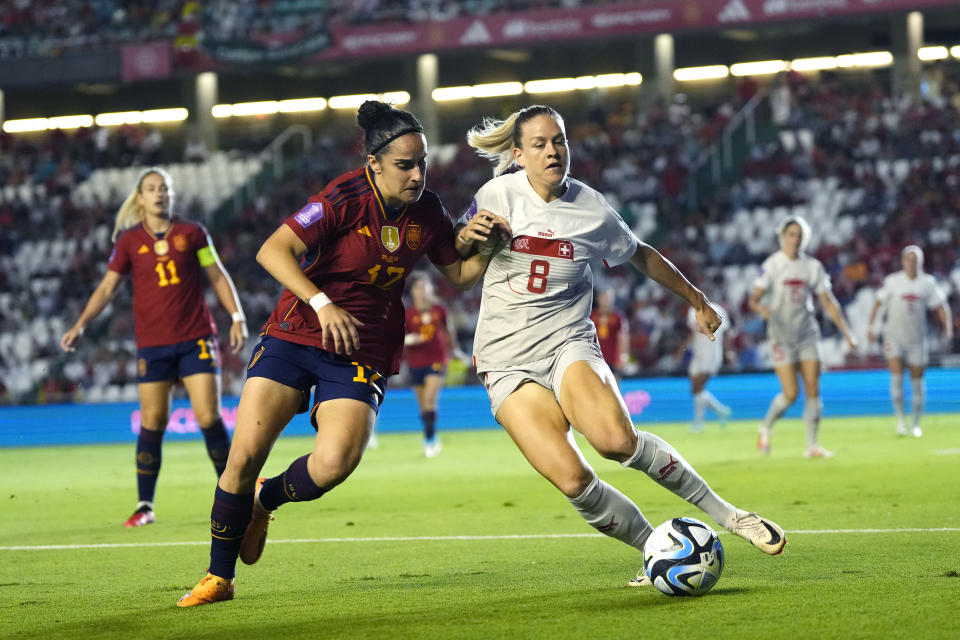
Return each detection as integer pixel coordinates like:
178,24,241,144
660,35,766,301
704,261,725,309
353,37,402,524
454,104,786,586
685,305,732,431
749,216,858,458
866,245,952,437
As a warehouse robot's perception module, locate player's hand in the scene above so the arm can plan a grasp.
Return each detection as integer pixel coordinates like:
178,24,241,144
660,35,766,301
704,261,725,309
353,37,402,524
229,320,248,355
60,326,83,352
845,334,859,351
317,304,364,355
866,330,876,343
694,302,722,342
754,304,771,320
460,210,512,246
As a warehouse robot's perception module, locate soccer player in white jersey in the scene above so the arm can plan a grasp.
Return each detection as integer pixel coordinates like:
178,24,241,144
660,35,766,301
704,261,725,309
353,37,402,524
685,305,732,431
453,104,786,587
866,245,952,437
749,216,858,458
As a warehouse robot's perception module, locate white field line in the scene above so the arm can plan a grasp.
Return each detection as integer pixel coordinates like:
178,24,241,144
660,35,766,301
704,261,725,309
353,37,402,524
933,448,960,455
2,528,959,551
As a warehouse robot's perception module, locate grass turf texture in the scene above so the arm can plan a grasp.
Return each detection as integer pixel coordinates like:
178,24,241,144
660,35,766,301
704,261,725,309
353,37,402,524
1,414,958,640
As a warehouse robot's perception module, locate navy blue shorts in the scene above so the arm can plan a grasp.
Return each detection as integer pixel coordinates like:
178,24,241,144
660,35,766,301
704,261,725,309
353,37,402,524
137,335,220,383
409,363,445,386
245,336,386,428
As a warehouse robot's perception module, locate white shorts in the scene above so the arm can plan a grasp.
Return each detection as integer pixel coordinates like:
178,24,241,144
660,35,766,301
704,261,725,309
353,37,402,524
478,339,613,419
769,336,821,366
688,347,721,376
883,337,927,367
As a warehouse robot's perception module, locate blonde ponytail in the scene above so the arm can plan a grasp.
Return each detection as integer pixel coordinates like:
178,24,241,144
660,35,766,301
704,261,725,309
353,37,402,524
111,167,175,241
466,105,564,176
466,113,521,176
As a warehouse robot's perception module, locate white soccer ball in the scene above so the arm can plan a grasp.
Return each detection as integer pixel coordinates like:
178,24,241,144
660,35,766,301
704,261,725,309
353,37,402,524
643,517,724,597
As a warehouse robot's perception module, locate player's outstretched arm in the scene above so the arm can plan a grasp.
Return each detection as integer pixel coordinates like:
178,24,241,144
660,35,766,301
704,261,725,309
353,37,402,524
818,289,858,351
628,241,720,340
60,270,123,352
256,225,363,355
203,259,247,354
748,286,770,320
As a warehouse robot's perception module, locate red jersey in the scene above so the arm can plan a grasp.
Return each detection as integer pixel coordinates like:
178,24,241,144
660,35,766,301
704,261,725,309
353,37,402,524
591,309,624,367
404,304,449,368
108,217,217,348
261,167,460,376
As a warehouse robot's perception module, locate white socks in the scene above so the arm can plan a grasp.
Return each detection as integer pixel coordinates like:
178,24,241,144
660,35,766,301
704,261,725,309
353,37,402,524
622,431,737,528
911,378,925,428
762,393,792,430
693,391,726,426
890,373,905,425
568,476,652,551
803,397,822,450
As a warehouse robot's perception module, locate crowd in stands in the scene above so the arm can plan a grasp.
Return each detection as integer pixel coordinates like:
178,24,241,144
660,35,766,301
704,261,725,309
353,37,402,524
2,67,959,405
1,0,628,60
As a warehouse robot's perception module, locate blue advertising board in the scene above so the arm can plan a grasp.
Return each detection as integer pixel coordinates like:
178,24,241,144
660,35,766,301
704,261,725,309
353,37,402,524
1,369,957,448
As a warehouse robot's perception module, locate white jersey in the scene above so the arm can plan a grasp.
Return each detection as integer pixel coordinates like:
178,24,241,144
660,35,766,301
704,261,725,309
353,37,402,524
466,171,638,372
875,271,945,344
754,250,831,344
687,305,725,374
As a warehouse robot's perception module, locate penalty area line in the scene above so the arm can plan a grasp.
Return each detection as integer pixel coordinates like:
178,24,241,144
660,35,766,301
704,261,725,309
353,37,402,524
2,528,960,551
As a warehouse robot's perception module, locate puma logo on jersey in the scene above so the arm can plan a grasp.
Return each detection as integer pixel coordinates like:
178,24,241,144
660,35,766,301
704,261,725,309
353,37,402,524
357,225,373,237
537,229,555,238
138,244,150,254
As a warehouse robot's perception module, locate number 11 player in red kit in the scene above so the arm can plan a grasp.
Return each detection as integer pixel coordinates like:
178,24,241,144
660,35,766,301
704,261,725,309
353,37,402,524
177,101,506,606
61,168,248,527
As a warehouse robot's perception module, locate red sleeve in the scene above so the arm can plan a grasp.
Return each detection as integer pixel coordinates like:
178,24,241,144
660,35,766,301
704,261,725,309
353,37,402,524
107,233,130,276
426,208,459,268
192,222,212,251
284,197,340,250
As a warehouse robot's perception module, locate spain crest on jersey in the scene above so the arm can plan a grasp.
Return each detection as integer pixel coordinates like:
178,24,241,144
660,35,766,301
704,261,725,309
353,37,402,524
381,226,400,253
406,224,422,251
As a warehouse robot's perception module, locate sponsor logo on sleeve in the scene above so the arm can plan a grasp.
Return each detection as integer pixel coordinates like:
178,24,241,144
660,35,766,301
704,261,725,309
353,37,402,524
294,202,324,228
463,199,478,221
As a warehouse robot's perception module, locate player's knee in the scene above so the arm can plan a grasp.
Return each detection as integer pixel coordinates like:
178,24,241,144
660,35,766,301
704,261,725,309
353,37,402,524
781,389,799,404
194,410,220,429
591,427,638,462
556,470,596,499
309,450,360,488
140,414,168,431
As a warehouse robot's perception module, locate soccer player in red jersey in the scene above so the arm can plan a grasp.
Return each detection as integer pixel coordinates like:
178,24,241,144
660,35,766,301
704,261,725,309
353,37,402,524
61,168,248,528
403,274,464,457
590,287,630,377
178,101,507,607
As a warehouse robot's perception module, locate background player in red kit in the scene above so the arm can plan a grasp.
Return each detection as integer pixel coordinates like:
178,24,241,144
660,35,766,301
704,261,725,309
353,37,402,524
403,274,465,457
178,101,507,606
590,287,630,378
61,168,247,527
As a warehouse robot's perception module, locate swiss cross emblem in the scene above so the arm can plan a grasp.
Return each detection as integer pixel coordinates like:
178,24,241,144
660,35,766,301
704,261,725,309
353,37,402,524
558,241,573,259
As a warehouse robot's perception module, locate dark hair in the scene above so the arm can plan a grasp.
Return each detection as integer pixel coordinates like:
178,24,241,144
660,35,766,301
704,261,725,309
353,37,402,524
357,100,424,158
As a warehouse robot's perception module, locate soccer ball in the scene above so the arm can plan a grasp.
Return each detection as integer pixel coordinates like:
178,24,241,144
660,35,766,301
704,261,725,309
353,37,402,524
643,517,724,597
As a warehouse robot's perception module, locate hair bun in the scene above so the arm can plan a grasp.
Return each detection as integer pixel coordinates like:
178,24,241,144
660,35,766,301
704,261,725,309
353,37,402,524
357,101,393,130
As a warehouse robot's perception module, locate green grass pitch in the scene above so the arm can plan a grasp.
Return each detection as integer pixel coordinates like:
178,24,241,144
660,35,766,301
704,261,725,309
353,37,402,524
1,414,958,639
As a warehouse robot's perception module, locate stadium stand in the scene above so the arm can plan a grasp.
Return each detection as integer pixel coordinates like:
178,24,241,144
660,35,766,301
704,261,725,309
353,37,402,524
1,36,959,404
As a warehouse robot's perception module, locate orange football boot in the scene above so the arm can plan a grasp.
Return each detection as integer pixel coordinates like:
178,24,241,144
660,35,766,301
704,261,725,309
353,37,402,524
177,573,234,607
